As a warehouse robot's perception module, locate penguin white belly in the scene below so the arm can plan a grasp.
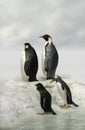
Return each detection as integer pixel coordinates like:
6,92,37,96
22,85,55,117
57,82,67,105
42,44,47,78
20,51,29,81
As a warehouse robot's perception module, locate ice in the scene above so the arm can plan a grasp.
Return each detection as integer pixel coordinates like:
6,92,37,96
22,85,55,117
0,50,85,130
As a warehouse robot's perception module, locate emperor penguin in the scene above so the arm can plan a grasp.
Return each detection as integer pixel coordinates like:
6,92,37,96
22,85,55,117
51,76,79,109
21,43,38,81
36,83,56,115
40,34,59,79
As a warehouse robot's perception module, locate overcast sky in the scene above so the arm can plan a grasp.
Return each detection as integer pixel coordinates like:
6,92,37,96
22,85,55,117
0,0,85,51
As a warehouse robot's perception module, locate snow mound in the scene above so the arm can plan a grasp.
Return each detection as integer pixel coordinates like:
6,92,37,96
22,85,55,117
0,79,85,129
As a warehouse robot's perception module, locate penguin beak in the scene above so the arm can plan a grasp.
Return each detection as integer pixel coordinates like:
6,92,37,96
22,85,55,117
39,36,43,39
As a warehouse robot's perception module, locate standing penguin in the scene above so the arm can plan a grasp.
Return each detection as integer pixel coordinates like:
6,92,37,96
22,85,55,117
21,43,38,81
36,83,56,115
51,76,79,109
40,34,59,79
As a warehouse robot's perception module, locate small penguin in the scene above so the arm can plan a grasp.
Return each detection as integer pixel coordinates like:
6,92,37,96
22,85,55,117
51,76,79,109
21,43,38,81
40,34,59,79
36,83,56,115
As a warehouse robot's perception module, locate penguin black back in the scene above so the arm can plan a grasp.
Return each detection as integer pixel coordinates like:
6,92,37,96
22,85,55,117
40,34,59,79
24,43,38,81
36,83,56,115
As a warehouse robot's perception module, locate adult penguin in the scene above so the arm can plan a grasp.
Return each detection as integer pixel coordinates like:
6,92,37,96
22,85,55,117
40,34,59,79
36,83,56,115
51,76,79,109
21,43,38,81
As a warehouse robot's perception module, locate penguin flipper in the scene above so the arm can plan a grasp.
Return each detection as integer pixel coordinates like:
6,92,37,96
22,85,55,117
24,61,31,76
40,95,45,110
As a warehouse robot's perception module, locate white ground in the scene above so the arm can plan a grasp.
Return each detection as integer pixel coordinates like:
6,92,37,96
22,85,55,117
0,50,85,130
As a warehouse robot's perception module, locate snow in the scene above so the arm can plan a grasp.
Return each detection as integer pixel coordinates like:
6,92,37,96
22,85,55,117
0,79,85,130
0,50,85,130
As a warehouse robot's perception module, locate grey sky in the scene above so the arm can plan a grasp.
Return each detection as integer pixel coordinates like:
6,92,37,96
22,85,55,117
0,0,85,51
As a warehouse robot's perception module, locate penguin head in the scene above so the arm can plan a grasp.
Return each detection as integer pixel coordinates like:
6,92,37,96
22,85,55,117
36,83,45,91
55,75,61,80
24,43,31,50
40,34,52,42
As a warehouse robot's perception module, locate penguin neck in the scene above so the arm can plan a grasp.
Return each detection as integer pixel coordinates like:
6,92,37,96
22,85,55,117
45,37,53,46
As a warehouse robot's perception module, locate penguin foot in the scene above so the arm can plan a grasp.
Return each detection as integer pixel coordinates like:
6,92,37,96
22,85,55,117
59,104,68,109
37,113,45,115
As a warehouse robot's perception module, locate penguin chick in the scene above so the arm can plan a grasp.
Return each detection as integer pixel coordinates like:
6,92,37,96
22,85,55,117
51,76,79,109
40,34,59,79
36,83,56,115
21,43,38,81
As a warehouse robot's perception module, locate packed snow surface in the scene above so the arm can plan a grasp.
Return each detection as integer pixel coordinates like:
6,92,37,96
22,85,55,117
0,50,85,130
0,79,85,130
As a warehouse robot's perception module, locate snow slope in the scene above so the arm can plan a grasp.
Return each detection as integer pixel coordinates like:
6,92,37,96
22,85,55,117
0,50,85,130
0,79,85,130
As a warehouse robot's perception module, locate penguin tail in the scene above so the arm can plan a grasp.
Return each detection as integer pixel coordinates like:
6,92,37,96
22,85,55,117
52,110,57,115
72,101,79,107
53,112,57,115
